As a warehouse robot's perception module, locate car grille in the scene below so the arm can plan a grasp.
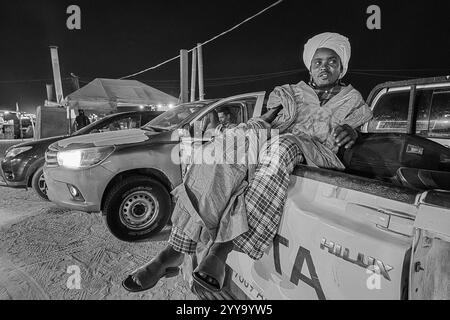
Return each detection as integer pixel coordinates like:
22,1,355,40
45,145,59,167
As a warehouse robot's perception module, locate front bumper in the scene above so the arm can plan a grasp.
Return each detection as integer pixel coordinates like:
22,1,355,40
44,164,114,213
0,170,7,187
0,158,29,188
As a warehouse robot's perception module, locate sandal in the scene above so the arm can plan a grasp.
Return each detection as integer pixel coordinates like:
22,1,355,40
122,261,180,293
192,253,226,292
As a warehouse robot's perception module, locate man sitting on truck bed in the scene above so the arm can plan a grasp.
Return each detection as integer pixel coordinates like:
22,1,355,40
122,32,373,293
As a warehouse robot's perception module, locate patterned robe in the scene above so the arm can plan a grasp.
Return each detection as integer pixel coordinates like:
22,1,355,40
169,81,373,260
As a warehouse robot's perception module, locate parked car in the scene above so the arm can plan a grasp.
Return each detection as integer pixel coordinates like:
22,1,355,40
1,110,162,200
44,92,265,241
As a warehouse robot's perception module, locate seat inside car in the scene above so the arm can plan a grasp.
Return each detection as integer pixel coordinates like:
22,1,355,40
338,133,450,191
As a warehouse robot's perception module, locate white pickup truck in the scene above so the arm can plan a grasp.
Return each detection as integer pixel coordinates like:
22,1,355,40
195,76,450,300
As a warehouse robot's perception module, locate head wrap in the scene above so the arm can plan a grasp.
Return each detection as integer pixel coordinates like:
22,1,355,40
302,32,351,78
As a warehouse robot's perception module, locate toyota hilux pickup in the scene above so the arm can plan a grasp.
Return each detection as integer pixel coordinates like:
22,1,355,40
195,75,450,300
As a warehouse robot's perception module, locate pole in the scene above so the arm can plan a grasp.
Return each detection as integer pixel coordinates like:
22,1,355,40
70,73,80,91
16,102,22,140
197,43,205,100
190,48,197,102
46,84,55,102
180,49,189,103
49,46,64,104
30,111,36,140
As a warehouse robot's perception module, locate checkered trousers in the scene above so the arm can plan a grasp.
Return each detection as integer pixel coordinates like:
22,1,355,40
169,135,304,258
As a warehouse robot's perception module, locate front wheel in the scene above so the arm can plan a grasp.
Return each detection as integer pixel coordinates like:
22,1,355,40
31,166,49,201
103,175,172,242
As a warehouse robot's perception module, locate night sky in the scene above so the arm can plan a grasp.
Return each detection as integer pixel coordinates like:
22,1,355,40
0,0,449,113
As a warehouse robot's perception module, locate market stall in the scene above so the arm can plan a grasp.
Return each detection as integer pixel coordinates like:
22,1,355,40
64,78,178,114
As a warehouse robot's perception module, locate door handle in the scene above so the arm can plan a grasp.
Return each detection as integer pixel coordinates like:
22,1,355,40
346,203,390,228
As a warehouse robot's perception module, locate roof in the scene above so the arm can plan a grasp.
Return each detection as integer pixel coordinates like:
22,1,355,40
65,78,179,112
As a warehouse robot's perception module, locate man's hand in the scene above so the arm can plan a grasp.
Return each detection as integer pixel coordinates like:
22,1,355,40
261,105,283,123
333,124,359,149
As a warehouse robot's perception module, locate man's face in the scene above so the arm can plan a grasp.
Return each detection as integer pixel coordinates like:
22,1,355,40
310,48,342,88
218,112,230,124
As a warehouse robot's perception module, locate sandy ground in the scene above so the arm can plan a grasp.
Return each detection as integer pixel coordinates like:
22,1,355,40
0,186,198,300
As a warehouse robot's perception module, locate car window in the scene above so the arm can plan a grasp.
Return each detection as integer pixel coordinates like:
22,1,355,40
367,91,410,133
143,104,205,130
239,98,258,120
414,89,433,135
94,115,141,133
428,90,450,137
198,100,247,132
141,112,160,125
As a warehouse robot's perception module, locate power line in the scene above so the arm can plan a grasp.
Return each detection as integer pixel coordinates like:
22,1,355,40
80,68,302,85
119,0,284,80
352,68,448,72
348,71,417,79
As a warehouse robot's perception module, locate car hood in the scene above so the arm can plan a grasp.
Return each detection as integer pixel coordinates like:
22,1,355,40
8,135,66,149
55,129,159,150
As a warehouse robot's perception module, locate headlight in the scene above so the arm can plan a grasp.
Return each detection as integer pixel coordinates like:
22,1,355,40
56,146,114,169
5,146,33,158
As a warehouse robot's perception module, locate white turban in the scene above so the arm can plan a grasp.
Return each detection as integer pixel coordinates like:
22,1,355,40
302,32,351,78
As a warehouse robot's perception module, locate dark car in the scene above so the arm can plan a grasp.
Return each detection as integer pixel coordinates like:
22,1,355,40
0,110,162,200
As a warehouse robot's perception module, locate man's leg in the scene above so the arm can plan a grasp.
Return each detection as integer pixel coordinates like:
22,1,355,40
234,135,304,260
122,226,197,292
167,226,198,255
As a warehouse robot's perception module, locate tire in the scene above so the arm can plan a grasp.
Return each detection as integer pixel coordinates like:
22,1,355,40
103,175,172,242
31,166,49,201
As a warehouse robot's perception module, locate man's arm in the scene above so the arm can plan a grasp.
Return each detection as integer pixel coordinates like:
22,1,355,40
260,105,283,124
335,94,373,149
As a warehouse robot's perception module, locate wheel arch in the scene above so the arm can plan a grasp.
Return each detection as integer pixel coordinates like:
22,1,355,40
100,168,174,213
27,158,45,187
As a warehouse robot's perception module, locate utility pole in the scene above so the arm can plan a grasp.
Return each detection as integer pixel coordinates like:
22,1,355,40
197,43,205,100
180,49,189,103
190,48,197,102
49,46,64,104
70,73,80,91
46,84,55,102
16,102,22,139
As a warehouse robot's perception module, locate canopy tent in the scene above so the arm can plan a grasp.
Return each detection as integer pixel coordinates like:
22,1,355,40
65,78,178,112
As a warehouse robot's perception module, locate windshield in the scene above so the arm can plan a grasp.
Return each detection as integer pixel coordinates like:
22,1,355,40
142,103,207,131
72,113,117,135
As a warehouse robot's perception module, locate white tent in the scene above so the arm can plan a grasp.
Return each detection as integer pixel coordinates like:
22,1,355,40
65,78,178,112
